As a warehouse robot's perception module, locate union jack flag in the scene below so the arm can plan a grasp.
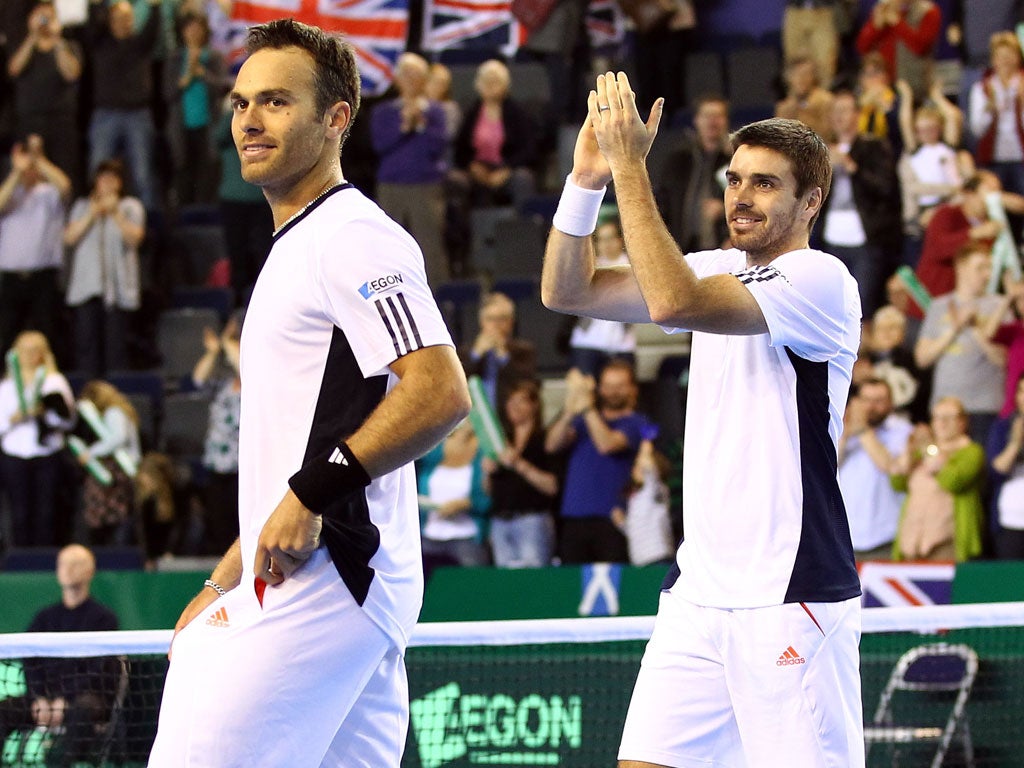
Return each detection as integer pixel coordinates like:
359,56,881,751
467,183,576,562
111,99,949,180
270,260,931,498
421,0,526,55
231,0,409,95
859,562,955,608
585,0,626,50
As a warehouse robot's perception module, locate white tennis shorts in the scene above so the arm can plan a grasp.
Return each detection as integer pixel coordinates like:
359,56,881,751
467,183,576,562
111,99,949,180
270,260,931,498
618,590,864,768
148,549,408,767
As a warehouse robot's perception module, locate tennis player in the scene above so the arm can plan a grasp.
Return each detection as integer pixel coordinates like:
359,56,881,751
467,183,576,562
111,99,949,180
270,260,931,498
542,73,864,767
148,20,470,767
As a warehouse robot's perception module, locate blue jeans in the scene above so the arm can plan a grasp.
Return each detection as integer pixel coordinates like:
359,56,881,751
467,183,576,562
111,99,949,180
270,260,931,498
490,513,554,568
421,536,490,567
88,108,157,209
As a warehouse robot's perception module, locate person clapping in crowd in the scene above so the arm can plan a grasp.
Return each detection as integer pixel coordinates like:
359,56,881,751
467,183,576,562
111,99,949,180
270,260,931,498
483,379,558,568
546,362,653,565
164,10,227,206
6,3,83,187
890,397,985,562
839,378,914,560
64,159,145,377
371,52,451,287
969,31,1024,197
915,243,1009,443
459,292,536,408
0,135,71,354
191,313,242,554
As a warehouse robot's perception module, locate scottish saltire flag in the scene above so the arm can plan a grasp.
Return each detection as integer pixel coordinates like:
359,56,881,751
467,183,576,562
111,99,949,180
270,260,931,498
858,562,955,608
585,0,626,50
421,0,526,55
232,0,409,95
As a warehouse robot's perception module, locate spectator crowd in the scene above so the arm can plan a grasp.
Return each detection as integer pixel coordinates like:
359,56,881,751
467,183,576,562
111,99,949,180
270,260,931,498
1,0,1024,569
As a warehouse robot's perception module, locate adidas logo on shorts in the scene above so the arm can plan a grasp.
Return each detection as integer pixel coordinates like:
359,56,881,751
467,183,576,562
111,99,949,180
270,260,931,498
776,646,805,666
206,607,230,628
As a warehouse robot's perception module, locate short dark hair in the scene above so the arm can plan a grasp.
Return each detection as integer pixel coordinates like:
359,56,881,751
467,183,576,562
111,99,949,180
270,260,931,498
599,357,637,385
90,158,127,194
176,11,210,46
730,117,832,230
693,93,729,114
858,377,893,399
245,18,361,145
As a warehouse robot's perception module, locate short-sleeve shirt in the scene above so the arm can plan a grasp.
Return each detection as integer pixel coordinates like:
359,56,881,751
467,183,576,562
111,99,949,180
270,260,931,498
919,293,1005,413
0,182,64,271
239,184,454,647
839,413,914,551
559,411,651,519
665,248,862,608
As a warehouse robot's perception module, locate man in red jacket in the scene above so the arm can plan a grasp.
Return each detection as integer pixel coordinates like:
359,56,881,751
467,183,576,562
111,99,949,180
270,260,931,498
916,171,1024,311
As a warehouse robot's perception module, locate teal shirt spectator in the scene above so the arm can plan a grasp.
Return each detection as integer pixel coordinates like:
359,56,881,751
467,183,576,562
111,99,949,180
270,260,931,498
216,110,263,203
417,439,492,544
181,49,212,129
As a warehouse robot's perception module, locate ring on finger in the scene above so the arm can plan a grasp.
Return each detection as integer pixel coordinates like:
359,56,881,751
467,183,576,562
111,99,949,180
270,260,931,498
598,105,610,112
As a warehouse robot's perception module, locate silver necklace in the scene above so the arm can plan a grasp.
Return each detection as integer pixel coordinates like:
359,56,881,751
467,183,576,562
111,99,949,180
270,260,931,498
273,180,340,235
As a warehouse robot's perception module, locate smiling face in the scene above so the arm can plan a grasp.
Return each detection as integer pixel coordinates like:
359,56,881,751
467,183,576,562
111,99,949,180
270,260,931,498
724,144,819,262
231,46,340,197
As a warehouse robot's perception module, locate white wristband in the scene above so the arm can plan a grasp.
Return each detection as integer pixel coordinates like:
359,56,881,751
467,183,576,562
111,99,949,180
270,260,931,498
552,175,607,237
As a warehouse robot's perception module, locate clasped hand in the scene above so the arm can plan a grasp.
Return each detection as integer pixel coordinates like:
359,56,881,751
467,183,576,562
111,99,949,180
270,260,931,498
572,72,663,187
254,489,322,585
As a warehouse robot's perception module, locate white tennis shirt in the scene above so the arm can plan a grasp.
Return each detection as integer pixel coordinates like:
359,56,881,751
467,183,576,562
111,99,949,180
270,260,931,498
665,248,863,608
239,184,454,647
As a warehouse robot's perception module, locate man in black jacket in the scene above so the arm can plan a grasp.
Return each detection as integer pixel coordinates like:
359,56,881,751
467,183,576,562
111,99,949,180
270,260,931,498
819,87,903,317
655,95,732,254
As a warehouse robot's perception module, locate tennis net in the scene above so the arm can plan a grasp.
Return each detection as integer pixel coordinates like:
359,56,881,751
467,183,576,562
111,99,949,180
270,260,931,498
0,603,1023,767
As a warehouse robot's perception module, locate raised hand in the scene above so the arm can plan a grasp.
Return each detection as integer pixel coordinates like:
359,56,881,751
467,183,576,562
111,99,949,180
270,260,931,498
588,72,664,178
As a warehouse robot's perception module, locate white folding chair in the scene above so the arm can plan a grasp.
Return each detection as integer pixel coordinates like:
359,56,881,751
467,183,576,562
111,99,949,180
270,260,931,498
864,642,978,768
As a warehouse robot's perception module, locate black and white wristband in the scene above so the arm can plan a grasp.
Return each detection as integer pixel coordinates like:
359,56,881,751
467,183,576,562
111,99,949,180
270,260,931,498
288,440,372,515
